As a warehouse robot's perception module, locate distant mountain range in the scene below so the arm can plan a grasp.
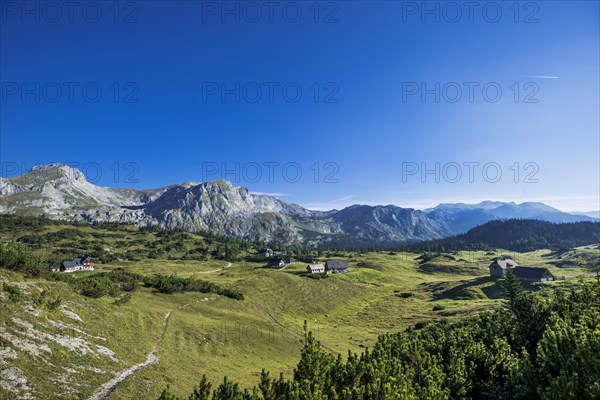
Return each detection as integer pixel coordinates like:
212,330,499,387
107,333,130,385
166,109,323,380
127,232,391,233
570,211,600,219
0,164,596,246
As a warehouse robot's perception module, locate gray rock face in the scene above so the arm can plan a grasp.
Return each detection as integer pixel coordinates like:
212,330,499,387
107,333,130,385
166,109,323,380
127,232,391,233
0,164,339,243
0,164,594,245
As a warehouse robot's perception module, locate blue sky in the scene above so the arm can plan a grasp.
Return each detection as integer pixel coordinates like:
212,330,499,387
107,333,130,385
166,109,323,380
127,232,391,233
1,1,599,212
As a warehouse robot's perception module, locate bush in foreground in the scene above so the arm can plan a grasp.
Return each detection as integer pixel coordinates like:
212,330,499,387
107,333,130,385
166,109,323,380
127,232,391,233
143,274,244,300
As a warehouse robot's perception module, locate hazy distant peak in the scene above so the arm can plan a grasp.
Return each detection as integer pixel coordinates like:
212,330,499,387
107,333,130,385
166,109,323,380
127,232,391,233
516,202,560,211
428,201,505,211
570,211,600,219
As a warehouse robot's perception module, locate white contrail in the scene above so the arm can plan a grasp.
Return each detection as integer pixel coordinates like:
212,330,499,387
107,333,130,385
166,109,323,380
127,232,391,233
521,75,560,79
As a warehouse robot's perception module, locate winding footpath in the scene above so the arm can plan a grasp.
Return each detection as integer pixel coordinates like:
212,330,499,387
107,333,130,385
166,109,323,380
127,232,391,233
196,262,233,274
87,311,172,400
87,262,232,400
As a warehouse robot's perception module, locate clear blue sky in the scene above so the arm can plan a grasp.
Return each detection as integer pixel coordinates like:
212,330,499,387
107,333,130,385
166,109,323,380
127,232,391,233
1,1,598,212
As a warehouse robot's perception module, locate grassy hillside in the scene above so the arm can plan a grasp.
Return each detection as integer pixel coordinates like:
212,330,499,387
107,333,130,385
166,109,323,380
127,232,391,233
0,217,597,399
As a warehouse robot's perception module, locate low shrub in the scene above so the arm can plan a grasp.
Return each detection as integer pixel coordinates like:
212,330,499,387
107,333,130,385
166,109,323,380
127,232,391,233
45,295,62,310
76,275,119,298
143,274,244,300
2,282,22,302
113,293,132,306
0,241,46,277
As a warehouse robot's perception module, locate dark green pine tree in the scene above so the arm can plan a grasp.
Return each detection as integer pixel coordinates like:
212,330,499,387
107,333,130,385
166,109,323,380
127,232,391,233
258,370,274,400
503,269,550,355
189,375,212,400
158,385,179,400
293,321,335,397
502,269,524,312
213,376,243,400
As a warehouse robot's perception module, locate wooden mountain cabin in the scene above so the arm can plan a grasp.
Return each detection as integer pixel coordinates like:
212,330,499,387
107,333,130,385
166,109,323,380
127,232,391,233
489,259,555,282
325,260,350,274
258,249,287,258
267,257,289,269
513,266,555,282
80,256,95,269
47,263,60,273
51,255,95,273
257,248,273,258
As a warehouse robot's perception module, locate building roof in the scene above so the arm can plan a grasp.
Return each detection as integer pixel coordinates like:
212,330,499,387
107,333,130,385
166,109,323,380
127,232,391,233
61,255,92,268
325,260,349,270
513,266,554,279
307,264,325,270
62,260,80,268
492,258,519,269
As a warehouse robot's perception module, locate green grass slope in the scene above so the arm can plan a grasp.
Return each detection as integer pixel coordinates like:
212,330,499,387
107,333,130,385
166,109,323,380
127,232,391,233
0,218,597,399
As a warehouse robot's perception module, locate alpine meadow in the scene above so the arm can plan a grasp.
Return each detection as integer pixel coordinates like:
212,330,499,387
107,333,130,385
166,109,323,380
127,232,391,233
1,1,599,400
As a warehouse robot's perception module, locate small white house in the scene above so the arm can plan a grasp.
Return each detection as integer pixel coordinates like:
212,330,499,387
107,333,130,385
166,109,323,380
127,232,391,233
58,256,95,273
307,264,325,274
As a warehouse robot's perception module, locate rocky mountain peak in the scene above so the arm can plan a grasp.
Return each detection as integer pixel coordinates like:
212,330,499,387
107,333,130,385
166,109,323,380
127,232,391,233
30,163,87,182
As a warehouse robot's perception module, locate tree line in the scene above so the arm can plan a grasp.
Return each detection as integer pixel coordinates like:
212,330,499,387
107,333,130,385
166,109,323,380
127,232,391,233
406,219,600,253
